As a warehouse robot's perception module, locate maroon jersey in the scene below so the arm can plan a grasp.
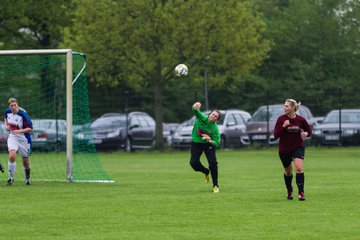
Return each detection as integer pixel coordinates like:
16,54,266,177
274,114,312,153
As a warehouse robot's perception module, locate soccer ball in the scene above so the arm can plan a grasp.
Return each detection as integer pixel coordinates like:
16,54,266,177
175,64,188,77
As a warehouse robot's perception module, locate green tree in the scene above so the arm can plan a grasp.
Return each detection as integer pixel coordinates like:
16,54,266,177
254,0,360,115
0,0,72,49
64,0,271,150
0,0,73,103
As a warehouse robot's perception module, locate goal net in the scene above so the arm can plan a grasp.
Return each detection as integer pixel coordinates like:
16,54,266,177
0,49,113,182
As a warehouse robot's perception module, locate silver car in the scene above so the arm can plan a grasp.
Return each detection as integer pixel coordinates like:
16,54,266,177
0,121,7,151
31,119,67,151
171,118,196,149
312,109,360,146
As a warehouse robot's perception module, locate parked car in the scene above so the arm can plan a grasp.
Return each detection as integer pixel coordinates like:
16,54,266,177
217,109,251,148
163,123,180,145
91,112,156,152
0,121,8,151
171,109,251,149
246,104,314,145
237,110,252,123
171,118,196,149
313,116,325,126
73,122,94,149
312,109,360,146
31,119,67,151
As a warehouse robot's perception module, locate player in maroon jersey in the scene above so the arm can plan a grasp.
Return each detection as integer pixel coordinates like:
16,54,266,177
274,99,312,201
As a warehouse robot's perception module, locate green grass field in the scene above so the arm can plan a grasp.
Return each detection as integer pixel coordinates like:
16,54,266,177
1,147,359,240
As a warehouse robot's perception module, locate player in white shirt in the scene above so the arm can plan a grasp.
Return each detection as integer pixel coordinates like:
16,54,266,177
4,98,33,186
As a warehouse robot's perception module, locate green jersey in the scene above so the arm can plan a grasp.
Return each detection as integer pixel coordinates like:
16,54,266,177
191,106,220,148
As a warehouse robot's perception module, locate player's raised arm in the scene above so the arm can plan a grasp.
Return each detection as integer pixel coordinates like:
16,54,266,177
192,102,201,111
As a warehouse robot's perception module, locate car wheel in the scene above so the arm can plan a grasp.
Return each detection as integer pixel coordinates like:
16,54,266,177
220,135,226,149
125,137,133,152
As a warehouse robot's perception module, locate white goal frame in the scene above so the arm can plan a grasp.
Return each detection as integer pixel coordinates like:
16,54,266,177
0,49,74,181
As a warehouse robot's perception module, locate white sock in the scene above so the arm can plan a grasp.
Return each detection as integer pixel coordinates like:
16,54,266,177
8,162,16,179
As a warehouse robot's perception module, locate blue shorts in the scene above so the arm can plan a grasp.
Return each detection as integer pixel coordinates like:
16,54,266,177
279,147,305,168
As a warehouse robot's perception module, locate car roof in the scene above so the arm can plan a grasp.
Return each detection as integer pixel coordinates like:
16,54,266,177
100,111,150,118
204,109,250,115
254,104,312,114
100,113,123,117
328,109,360,113
128,111,151,116
32,119,66,122
257,104,310,109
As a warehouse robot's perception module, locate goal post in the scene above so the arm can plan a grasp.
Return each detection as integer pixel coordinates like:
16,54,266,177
0,49,113,183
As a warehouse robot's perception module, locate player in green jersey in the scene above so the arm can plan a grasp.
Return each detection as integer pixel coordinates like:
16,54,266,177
189,102,221,193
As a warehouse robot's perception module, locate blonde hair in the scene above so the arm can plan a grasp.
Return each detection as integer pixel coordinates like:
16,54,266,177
8,97,26,112
8,97,18,105
286,99,301,112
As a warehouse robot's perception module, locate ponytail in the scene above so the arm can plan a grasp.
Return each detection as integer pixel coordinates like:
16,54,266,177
286,99,301,112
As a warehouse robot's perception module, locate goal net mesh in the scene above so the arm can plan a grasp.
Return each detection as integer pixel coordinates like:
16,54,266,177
0,52,112,182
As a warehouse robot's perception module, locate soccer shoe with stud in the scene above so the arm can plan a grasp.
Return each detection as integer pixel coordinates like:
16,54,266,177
298,192,305,201
205,172,210,184
213,185,219,193
7,178,14,186
0,163,4,173
25,180,31,185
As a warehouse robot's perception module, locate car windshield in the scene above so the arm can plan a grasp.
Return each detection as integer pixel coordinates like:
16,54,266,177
323,111,360,124
32,120,53,130
32,119,66,131
251,107,284,121
92,116,127,129
250,106,311,122
183,118,196,127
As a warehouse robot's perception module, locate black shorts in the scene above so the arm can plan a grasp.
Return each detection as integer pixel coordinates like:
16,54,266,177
279,147,305,168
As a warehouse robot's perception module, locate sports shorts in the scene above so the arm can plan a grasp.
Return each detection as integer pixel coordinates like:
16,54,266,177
279,146,305,168
7,135,32,157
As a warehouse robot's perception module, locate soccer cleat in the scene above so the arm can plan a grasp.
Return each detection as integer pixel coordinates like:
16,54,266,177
287,189,294,200
7,178,14,186
205,172,210,184
298,192,306,201
0,163,4,173
213,185,220,193
25,179,31,185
